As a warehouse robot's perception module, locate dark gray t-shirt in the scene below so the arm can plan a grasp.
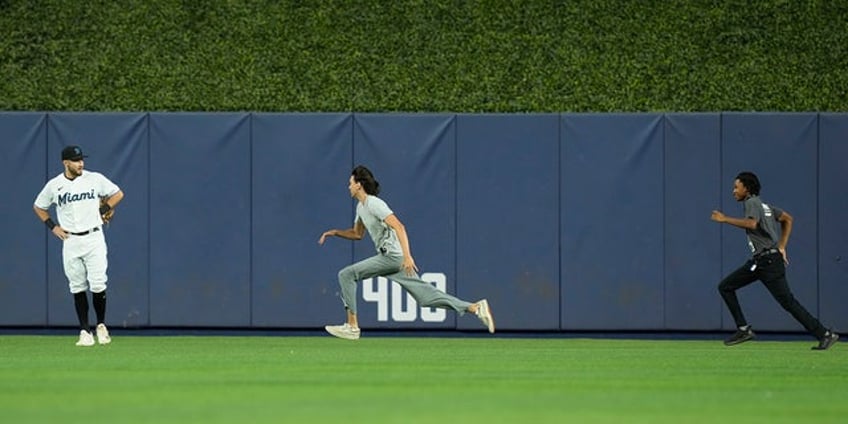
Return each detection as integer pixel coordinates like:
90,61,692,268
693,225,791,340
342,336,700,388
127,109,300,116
742,195,784,256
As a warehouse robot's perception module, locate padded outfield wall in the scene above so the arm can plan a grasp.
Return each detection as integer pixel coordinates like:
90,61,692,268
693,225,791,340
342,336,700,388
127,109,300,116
1,112,845,332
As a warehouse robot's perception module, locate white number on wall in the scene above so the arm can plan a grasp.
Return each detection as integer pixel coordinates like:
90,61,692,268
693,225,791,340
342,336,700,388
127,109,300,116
362,272,447,322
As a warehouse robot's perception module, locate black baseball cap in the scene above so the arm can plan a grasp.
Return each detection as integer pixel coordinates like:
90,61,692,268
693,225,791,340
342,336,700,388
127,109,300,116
61,145,88,161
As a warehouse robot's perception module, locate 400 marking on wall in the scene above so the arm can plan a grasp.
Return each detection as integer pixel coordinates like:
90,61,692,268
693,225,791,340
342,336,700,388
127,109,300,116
362,273,447,322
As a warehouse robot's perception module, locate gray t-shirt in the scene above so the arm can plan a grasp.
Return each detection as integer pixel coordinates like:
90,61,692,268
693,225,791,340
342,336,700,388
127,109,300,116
356,195,403,256
742,195,784,256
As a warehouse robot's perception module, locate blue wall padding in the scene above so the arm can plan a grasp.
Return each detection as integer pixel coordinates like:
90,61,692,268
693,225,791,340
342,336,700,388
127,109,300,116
457,114,561,330
148,113,252,326
561,114,665,330
251,113,354,327
818,114,848,330
3,112,844,332
663,113,723,330
1,113,47,325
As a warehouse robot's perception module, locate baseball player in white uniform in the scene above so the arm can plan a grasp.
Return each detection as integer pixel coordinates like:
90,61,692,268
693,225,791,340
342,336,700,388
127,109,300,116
33,145,124,346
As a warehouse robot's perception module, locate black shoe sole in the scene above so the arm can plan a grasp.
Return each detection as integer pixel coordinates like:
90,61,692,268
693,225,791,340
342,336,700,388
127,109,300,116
812,333,839,350
724,333,755,346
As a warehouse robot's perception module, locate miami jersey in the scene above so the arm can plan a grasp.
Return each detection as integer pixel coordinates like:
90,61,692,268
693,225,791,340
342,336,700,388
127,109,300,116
34,170,120,233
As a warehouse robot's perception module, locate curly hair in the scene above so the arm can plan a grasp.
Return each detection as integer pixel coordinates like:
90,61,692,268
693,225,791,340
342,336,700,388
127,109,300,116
735,171,761,196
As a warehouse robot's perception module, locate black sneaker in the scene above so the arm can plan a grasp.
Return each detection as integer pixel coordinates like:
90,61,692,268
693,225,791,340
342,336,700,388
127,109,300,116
724,327,755,346
811,331,839,351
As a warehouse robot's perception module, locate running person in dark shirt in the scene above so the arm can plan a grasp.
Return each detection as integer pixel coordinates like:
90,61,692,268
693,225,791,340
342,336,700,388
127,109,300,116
711,171,838,350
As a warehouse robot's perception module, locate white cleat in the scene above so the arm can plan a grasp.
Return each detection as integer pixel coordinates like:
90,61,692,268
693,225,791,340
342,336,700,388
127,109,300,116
475,299,495,333
324,323,361,340
96,323,111,345
76,330,95,347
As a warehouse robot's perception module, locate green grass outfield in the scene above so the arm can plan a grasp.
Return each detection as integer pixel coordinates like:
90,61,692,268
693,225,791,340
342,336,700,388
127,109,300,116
1,335,844,423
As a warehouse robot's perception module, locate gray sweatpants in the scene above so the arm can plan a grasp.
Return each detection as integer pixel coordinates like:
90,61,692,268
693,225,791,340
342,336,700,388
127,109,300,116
338,253,472,315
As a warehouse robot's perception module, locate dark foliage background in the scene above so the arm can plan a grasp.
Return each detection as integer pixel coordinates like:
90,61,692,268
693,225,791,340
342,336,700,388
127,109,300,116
2,0,846,112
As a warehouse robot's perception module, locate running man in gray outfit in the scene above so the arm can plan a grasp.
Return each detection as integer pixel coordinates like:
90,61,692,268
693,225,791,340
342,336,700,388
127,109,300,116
318,165,495,340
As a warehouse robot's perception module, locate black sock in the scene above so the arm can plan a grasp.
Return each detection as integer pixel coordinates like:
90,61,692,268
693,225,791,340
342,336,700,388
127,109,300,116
92,291,107,325
73,292,90,332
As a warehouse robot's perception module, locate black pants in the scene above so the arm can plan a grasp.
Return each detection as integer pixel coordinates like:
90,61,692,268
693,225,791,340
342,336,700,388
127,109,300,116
718,252,825,339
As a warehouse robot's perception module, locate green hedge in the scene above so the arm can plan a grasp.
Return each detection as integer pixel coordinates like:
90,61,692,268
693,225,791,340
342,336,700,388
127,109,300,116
1,0,846,112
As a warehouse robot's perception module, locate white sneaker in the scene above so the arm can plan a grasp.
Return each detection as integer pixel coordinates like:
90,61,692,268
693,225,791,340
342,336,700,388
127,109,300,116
324,323,361,340
96,323,111,345
475,299,495,333
76,330,95,347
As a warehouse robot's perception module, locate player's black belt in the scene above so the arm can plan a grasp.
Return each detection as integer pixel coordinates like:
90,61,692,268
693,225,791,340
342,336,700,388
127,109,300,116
70,227,100,236
753,248,779,259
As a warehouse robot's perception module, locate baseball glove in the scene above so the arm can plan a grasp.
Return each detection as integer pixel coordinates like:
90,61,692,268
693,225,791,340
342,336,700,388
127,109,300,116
100,197,115,224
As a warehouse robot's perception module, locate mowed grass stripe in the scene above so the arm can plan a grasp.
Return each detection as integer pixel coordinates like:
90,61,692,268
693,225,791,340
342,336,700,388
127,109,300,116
1,336,844,423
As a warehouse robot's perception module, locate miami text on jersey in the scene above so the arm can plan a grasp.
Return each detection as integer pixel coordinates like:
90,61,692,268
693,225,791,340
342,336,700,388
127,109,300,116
58,189,96,206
